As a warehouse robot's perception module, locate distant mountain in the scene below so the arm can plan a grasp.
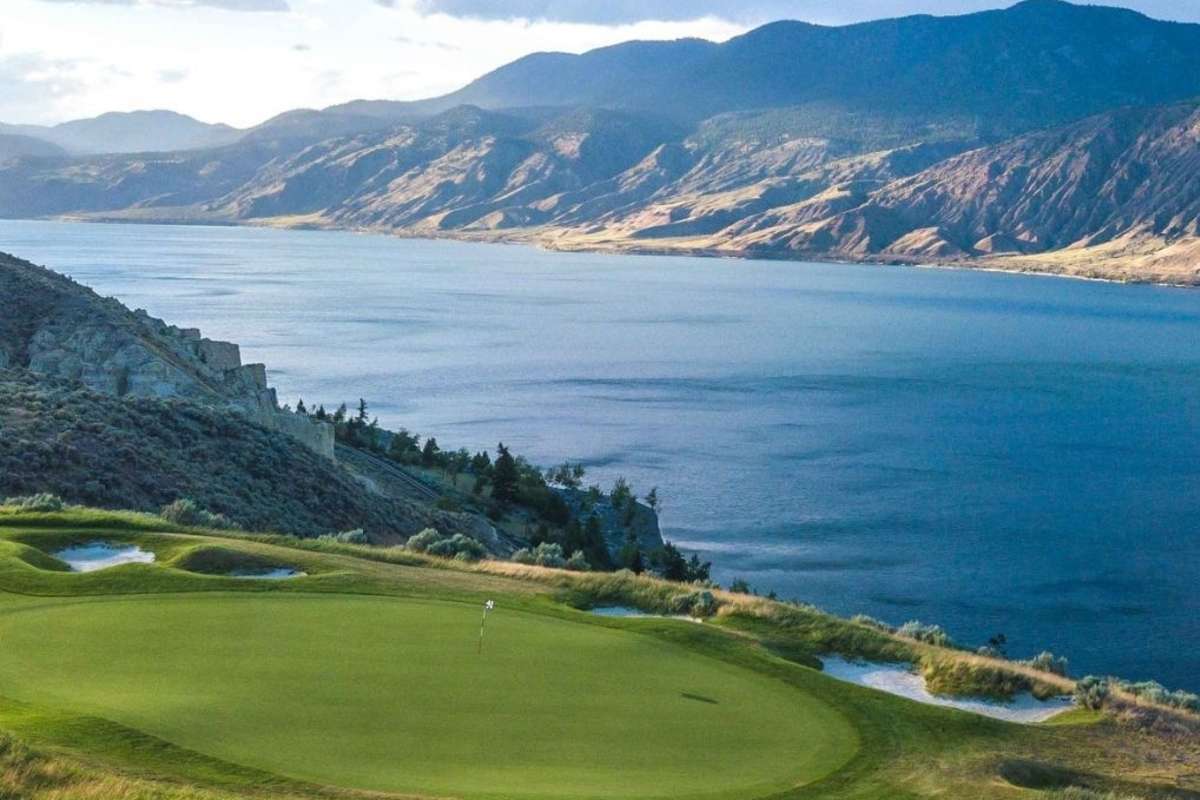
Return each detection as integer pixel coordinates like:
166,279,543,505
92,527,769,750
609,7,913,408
2,0,1200,283
0,110,242,155
417,0,1200,138
0,134,67,162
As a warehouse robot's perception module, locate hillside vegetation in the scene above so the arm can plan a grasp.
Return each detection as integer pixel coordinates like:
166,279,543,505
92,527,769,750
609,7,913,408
0,371,465,539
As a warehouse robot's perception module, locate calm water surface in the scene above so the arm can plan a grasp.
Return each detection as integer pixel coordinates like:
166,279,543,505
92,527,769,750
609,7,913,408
4,220,1198,689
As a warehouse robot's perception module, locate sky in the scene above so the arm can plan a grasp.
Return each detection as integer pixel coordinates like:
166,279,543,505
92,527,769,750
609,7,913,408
3,0,1198,128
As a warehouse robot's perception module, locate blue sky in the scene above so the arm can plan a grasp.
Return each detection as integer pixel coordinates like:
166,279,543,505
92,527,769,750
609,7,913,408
3,0,1196,127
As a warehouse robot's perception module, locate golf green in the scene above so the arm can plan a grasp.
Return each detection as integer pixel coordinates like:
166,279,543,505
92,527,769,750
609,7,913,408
0,593,857,799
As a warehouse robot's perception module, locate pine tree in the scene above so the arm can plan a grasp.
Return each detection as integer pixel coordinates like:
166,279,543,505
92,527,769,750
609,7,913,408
491,443,520,504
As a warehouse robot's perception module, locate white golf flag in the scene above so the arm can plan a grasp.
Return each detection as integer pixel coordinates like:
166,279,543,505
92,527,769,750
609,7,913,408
485,600,495,611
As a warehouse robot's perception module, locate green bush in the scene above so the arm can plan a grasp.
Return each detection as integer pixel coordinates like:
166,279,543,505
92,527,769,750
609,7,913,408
320,528,369,545
667,590,718,618
405,529,442,552
160,498,234,530
512,542,567,569
1074,676,1110,710
2,493,65,511
565,551,591,572
406,529,486,562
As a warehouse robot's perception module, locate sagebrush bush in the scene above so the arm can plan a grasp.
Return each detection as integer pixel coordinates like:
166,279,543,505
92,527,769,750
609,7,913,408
405,529,442,552
667,590,718,617
1114,679,1200,712
512,542,567,569
565,551,591,572
1025,650,1069,676
1074,676,1110,710
2,492,65,511
897,620,953,647
321,528,368,544
160,498,234,530
406,529,486,562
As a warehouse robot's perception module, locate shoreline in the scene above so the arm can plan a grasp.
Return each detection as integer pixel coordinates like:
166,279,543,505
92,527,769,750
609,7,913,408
20,213,1200,291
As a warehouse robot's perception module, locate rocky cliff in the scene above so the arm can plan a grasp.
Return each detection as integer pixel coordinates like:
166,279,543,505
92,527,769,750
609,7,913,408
0,251,334,459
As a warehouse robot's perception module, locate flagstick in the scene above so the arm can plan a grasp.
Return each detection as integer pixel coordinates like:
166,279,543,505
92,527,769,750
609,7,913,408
478,600,494,654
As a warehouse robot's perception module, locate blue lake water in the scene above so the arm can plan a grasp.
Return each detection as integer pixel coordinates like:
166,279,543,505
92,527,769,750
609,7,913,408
3,219,1198,690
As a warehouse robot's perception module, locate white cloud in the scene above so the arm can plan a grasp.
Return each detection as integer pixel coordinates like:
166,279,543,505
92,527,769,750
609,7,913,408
35,0,291,11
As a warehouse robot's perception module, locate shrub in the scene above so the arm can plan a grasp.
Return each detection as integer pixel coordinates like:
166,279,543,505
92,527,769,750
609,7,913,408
320,528,368,545
565,551,591,572
426,534,487,562
667,590,718,618
1024,651,1069,677
511,542,568,568
405,529,442,553
897,620,953,647
160,498,234,530
1113,679,1200,712
406,529,487,562
851,614,893,632
1074,676,1110,710
2,493,65,511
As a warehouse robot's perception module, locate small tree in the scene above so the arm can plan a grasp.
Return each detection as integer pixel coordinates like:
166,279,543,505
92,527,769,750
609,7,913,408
645,487,660,513
491,443,520,504
610,477,632,509
356,398,369,425
618,530,644,574
421,437,441,467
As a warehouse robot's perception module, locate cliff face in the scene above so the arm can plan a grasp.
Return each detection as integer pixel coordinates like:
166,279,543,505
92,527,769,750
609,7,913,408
0,252,334,459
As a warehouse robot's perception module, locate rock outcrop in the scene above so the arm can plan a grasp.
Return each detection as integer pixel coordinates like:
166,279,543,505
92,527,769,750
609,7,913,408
0,251,334,459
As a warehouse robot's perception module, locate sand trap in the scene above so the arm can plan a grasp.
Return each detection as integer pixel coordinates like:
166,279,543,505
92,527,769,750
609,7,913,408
54,542,155,572
821,656,1073,723
589,606,702,623
227,568,306,580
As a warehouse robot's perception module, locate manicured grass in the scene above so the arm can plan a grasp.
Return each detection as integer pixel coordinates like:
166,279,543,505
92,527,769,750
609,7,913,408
0,592,856,800
0,511,1194,800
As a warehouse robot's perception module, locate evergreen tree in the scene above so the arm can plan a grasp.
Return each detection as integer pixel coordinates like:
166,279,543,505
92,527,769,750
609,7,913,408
356,398,369,425
618,530,644,574
296,398,307,415
491,443,519,504
421,437,440,467
583,514,610,570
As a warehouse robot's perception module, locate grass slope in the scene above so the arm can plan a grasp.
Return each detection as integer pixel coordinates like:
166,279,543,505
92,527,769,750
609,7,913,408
0,508,1195,800
0,594,854,799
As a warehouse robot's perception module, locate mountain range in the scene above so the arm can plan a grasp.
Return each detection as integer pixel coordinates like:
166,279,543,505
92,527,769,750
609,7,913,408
2,0,1199,283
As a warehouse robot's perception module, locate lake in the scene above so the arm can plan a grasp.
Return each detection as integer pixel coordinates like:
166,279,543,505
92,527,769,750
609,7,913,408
3,219,1198,690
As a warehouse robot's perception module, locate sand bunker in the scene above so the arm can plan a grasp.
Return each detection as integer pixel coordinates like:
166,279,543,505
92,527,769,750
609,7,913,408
227,568,306,580
54,542,155,572
821,656,1073,723
589,606,701,623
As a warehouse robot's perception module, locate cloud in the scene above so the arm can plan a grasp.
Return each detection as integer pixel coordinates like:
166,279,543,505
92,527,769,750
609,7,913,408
158,68,188,82
412,0,795,24
0,52,91,123
34,0,290,11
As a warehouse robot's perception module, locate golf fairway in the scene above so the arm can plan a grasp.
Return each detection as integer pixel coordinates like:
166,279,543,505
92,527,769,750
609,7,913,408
0,593,857,799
